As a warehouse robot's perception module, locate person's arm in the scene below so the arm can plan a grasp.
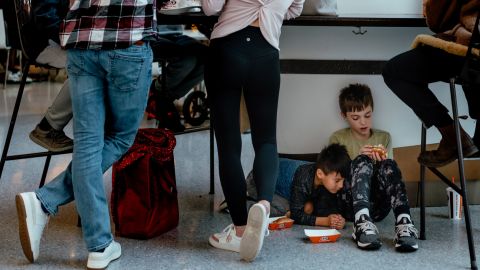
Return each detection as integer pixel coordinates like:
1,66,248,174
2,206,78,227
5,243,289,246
284,0,305,20
289,168,317,226
315,216,331,227
201,0,226,16
32,0,69,44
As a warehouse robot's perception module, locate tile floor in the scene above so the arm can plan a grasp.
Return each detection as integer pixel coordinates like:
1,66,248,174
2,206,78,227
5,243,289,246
1,81,480,270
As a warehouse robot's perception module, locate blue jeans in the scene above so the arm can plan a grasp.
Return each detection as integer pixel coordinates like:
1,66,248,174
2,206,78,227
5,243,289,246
36,43,152,251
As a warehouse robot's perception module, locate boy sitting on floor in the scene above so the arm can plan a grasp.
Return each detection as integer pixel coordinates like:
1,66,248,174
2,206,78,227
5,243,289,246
289,143,418,252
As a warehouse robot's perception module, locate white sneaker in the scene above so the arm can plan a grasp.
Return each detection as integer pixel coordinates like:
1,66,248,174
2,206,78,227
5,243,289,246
158,0,201,15
15,192,49,262
208,224,241,252
240,203,268,262
7,71,33,83
87,240,122,270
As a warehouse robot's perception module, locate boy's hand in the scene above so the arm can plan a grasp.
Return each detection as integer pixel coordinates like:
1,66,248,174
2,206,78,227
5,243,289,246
359,144,374,157
328,214,345,229
360,144,387,162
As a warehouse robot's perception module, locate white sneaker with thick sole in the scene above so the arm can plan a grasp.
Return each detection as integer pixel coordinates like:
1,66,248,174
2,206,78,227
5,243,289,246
16,192,49,262
87,240,122,270
240,203,268,262
208,224,241,252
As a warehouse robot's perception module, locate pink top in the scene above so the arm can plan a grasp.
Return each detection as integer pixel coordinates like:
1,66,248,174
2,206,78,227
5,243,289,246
201,0,304,50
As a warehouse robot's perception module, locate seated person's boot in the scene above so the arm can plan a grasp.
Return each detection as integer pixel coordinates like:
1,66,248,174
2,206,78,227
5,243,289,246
471,121,480,158
418,123,479,167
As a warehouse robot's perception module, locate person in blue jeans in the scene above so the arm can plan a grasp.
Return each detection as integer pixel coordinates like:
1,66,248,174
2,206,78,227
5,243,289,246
15,0,156,269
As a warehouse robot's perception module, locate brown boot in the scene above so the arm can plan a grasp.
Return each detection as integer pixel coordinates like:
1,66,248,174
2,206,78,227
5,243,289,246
418,124,479,167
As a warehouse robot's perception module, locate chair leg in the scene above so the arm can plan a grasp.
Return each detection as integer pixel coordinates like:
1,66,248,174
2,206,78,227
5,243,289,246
420,123,427,240
3,49,9,89
450,78,477,270
39,155,52,188
0,60,30,180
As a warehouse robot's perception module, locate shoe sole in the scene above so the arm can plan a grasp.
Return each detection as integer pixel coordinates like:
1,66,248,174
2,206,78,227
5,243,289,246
16,194,34,262
29,132,73,152
352,233,382,250
395,243,418,252
418,145,479,168
240,204,267,262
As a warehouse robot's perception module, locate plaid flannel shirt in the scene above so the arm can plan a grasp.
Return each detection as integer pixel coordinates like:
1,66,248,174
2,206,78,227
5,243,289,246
60,0,157,50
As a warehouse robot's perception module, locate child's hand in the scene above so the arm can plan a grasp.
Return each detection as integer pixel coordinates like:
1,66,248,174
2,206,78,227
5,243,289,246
360,144,387,161
328,214,345,229
371,144,388,161
359,144,373,157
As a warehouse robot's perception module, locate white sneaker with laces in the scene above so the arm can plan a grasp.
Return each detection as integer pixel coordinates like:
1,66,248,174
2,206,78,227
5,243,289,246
16,192,49,262
240,203,269,262
208,224,241,252
87,240,122,270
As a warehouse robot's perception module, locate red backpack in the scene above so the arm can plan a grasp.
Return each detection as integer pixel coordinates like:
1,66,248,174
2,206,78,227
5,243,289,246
111,128,178,239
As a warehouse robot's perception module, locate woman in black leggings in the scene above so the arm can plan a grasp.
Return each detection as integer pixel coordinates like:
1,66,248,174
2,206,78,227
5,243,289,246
206,26,280,224
204,27,280,258
202,0,303,261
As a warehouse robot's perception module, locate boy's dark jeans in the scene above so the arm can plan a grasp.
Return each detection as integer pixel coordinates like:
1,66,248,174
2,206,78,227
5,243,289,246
383,45,480,129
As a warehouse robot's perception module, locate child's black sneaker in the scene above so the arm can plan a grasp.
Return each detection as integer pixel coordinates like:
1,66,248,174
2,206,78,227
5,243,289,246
394,217,419,252
352,214,382,250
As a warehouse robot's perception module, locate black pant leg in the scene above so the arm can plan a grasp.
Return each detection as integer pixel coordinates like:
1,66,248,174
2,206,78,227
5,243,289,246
382,46,465,128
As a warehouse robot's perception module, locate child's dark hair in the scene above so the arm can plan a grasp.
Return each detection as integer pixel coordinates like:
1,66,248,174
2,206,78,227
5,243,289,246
339,83,373,114
316,143,351,178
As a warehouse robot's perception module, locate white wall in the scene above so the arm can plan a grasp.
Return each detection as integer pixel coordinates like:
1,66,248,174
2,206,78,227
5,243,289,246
276,0,476,154
338,0,422,15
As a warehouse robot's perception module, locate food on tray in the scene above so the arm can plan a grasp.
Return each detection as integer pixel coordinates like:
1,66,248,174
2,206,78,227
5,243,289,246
268,216,294,230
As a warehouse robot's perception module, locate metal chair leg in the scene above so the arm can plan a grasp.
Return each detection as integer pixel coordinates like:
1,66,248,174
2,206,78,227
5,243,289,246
39,155,52,188
449,78,477,270
3,49,10,89
0,61,30,180
420,123,427,240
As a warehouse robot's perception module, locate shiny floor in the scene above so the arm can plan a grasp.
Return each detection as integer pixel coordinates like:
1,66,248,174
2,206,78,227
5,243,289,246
1,81,480,270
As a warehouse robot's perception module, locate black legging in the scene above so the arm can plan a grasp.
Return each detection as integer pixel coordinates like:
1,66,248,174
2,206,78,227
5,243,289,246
204,26,280,226
382,45,480,129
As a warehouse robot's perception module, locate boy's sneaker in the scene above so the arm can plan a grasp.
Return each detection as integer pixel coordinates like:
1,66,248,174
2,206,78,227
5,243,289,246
87,240,122,270
29,125,73,152
352,214,382,250
240,203,269,262
394,217,419,252
208,224,241,252
16,192,49,262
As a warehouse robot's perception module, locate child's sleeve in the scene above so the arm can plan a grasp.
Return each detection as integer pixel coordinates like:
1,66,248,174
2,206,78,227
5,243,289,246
289,167,317,226
385,132,394,159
